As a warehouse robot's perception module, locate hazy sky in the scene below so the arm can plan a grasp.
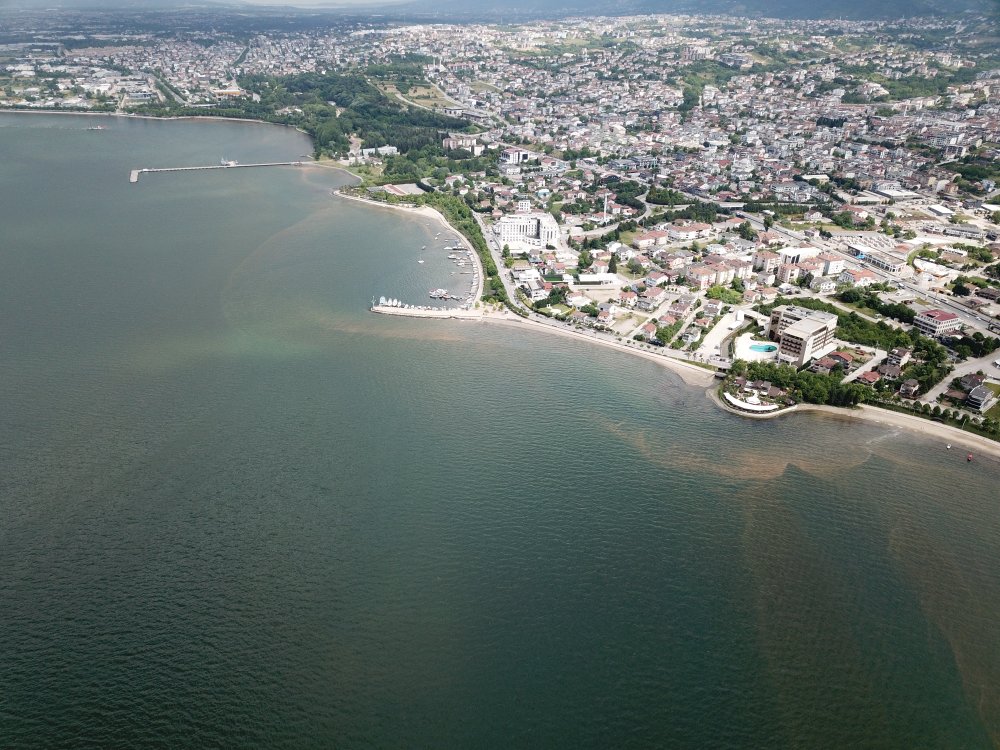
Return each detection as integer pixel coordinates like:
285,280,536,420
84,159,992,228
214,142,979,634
1,0,995,18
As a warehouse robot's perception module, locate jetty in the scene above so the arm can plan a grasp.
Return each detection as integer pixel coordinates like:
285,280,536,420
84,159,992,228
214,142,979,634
370,295,481,319
371,304,482,320
129,161,304,184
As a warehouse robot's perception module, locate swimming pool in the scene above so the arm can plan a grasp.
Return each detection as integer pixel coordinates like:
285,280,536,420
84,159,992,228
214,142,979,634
749,343,778,353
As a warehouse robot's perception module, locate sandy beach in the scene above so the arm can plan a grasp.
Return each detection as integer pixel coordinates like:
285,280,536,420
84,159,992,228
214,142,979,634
481,312,718,386
708,387,1000,459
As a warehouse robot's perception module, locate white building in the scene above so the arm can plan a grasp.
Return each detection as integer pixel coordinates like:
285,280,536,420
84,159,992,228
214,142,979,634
499,147,532,165
778,245,821,265
494,212,560,248
769,305,839,367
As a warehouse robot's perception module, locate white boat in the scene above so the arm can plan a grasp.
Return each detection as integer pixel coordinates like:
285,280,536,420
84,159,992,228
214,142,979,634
418,259,425,264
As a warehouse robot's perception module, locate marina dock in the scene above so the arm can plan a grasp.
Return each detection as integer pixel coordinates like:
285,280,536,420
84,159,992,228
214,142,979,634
129,161,304,183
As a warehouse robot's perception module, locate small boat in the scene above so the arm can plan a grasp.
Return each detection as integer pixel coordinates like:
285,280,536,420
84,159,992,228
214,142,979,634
86,125,104,131
417,259,425,264
967,453,973,462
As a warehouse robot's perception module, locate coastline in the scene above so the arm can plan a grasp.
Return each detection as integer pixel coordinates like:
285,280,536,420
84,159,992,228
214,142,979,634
17,108,993,454
333,189,717,387
707,388,1000,460
332,189,486,308
482,313,718,387
0,107,314,135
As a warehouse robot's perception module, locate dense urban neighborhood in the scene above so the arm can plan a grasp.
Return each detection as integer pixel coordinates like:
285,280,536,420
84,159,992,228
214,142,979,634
5,7,1000,436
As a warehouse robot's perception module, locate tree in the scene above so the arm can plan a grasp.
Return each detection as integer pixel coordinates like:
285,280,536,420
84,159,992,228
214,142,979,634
952,282,971,297
627,258,644,275
608,254,618,273
763,215,774,230
705,285,743,305
738,221,757,241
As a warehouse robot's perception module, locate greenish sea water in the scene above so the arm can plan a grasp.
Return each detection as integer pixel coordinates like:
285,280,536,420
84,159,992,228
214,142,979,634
1,112,999,749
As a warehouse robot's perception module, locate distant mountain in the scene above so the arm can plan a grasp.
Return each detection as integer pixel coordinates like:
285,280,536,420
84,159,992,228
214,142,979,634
393,0,996,21
2,0,994,20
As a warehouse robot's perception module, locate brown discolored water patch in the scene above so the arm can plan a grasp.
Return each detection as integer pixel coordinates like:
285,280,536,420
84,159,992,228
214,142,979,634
889,521,1000,746
599,416,872,481
739,482,893,747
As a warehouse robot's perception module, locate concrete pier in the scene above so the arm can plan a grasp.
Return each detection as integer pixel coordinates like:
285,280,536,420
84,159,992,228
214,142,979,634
371,304,483,319
129,161,304,183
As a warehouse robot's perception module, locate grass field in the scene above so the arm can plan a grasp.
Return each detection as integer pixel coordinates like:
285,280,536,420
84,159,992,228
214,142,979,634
373,81,457,111
985,383,1000,419
402,83,457,110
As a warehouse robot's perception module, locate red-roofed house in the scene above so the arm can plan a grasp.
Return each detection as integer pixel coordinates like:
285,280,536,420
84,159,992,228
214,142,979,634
858,371,881,385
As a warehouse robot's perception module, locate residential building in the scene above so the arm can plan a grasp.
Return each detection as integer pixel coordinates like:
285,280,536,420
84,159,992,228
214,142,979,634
838,268,879,287
913,308,962,337
887,347,912,367
966,385,996,412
